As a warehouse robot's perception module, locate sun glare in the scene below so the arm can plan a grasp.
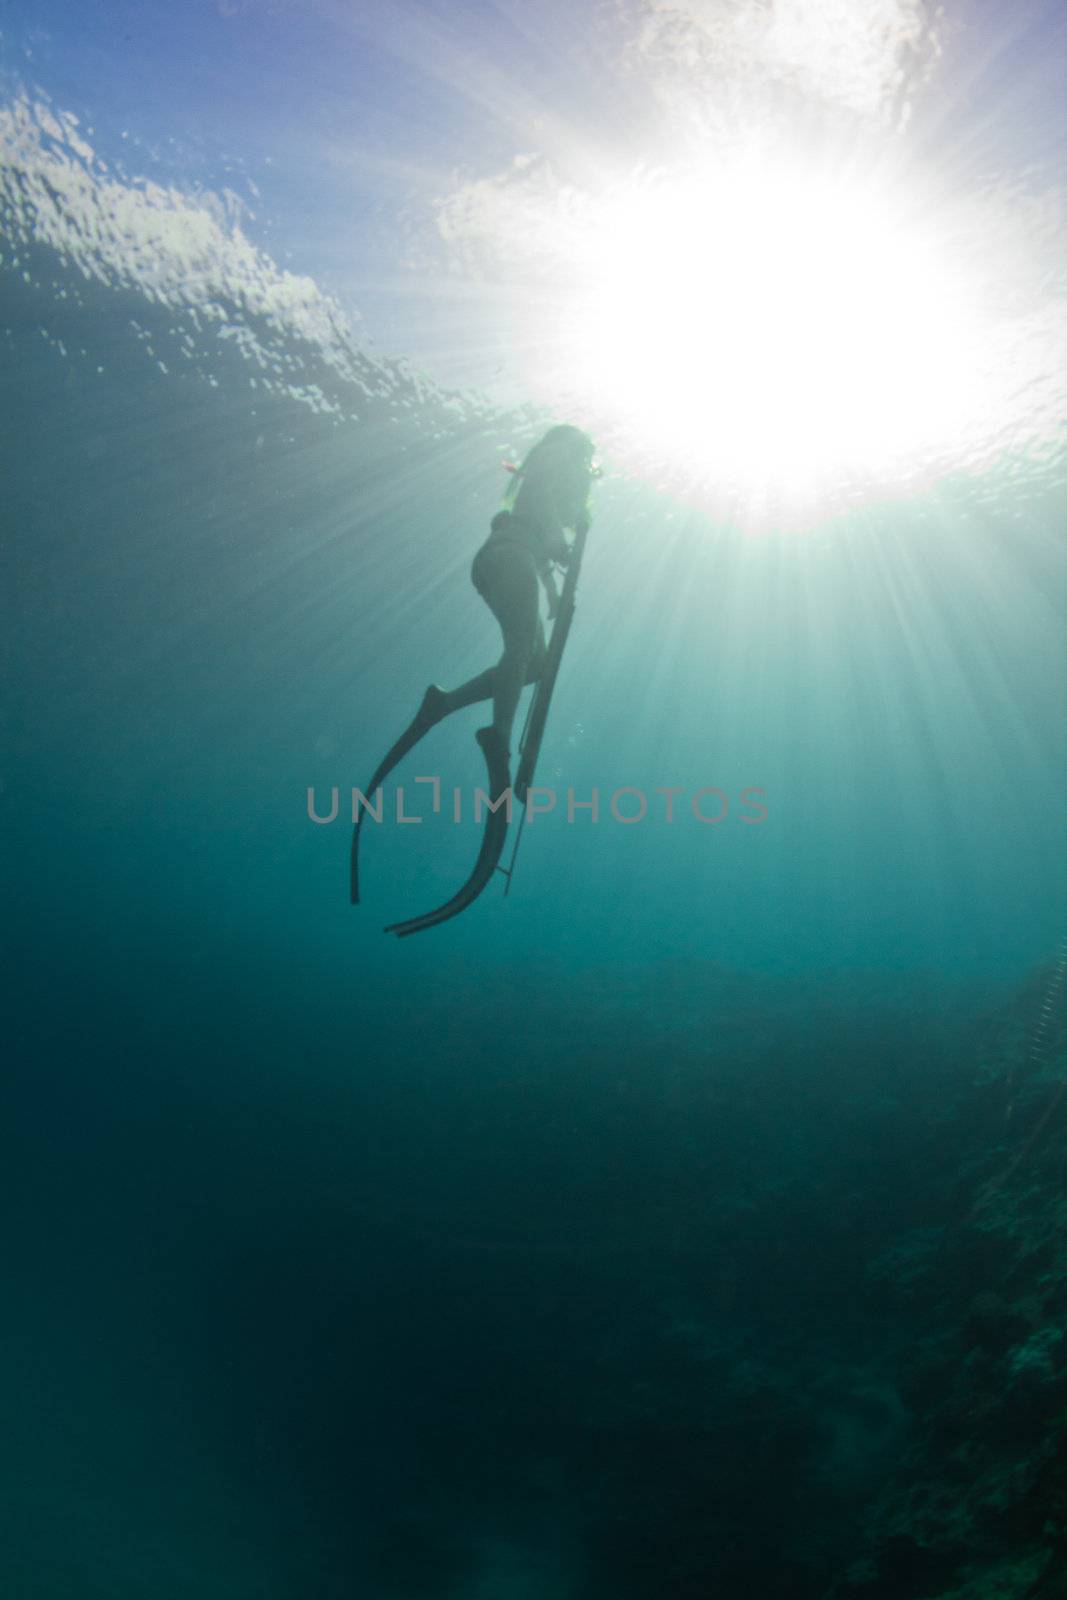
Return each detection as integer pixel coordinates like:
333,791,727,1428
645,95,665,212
548,161,984,502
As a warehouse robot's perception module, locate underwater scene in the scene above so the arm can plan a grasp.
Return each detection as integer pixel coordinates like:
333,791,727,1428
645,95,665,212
2,1,1065,1596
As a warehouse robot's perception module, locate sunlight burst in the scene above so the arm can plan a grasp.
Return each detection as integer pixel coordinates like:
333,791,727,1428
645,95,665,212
548,160,986,501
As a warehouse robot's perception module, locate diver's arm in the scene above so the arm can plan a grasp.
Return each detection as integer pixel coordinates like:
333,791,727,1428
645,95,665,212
555,457,593,533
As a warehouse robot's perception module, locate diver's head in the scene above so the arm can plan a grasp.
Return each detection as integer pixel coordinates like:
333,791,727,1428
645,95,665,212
540,423,595,462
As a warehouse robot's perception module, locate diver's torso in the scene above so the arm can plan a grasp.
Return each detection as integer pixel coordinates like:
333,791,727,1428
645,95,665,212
480,441,589,568
481,509,552,570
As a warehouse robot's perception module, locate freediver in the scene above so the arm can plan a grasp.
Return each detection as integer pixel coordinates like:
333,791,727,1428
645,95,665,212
391,423,597,771
351,423,599,916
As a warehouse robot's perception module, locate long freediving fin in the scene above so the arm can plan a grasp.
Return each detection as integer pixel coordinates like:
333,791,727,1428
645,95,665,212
384,726,512,937
350,686,448,904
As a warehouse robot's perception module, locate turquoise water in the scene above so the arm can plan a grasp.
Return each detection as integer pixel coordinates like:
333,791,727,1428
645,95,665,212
3,20,1066,1600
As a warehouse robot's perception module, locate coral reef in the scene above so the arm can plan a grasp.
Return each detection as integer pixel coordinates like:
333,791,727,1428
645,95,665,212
829,953,1067,1598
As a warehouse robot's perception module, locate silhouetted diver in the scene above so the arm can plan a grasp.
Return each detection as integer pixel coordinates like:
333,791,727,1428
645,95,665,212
351,424,598,934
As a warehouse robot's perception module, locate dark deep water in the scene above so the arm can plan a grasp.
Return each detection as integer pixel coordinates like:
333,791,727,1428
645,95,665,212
4,140,1067,1600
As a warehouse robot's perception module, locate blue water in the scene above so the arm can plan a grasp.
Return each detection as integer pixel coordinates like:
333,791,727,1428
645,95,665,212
3,17,1066,1598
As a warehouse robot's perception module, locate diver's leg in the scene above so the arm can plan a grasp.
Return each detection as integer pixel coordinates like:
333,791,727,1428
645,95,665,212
427,544,525,717
439,620,542,714
484,565,539,749
438,666,496,714
437,545,540,742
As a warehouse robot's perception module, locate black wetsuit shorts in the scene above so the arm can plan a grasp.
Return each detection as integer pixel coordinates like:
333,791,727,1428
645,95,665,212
471,516,543,657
